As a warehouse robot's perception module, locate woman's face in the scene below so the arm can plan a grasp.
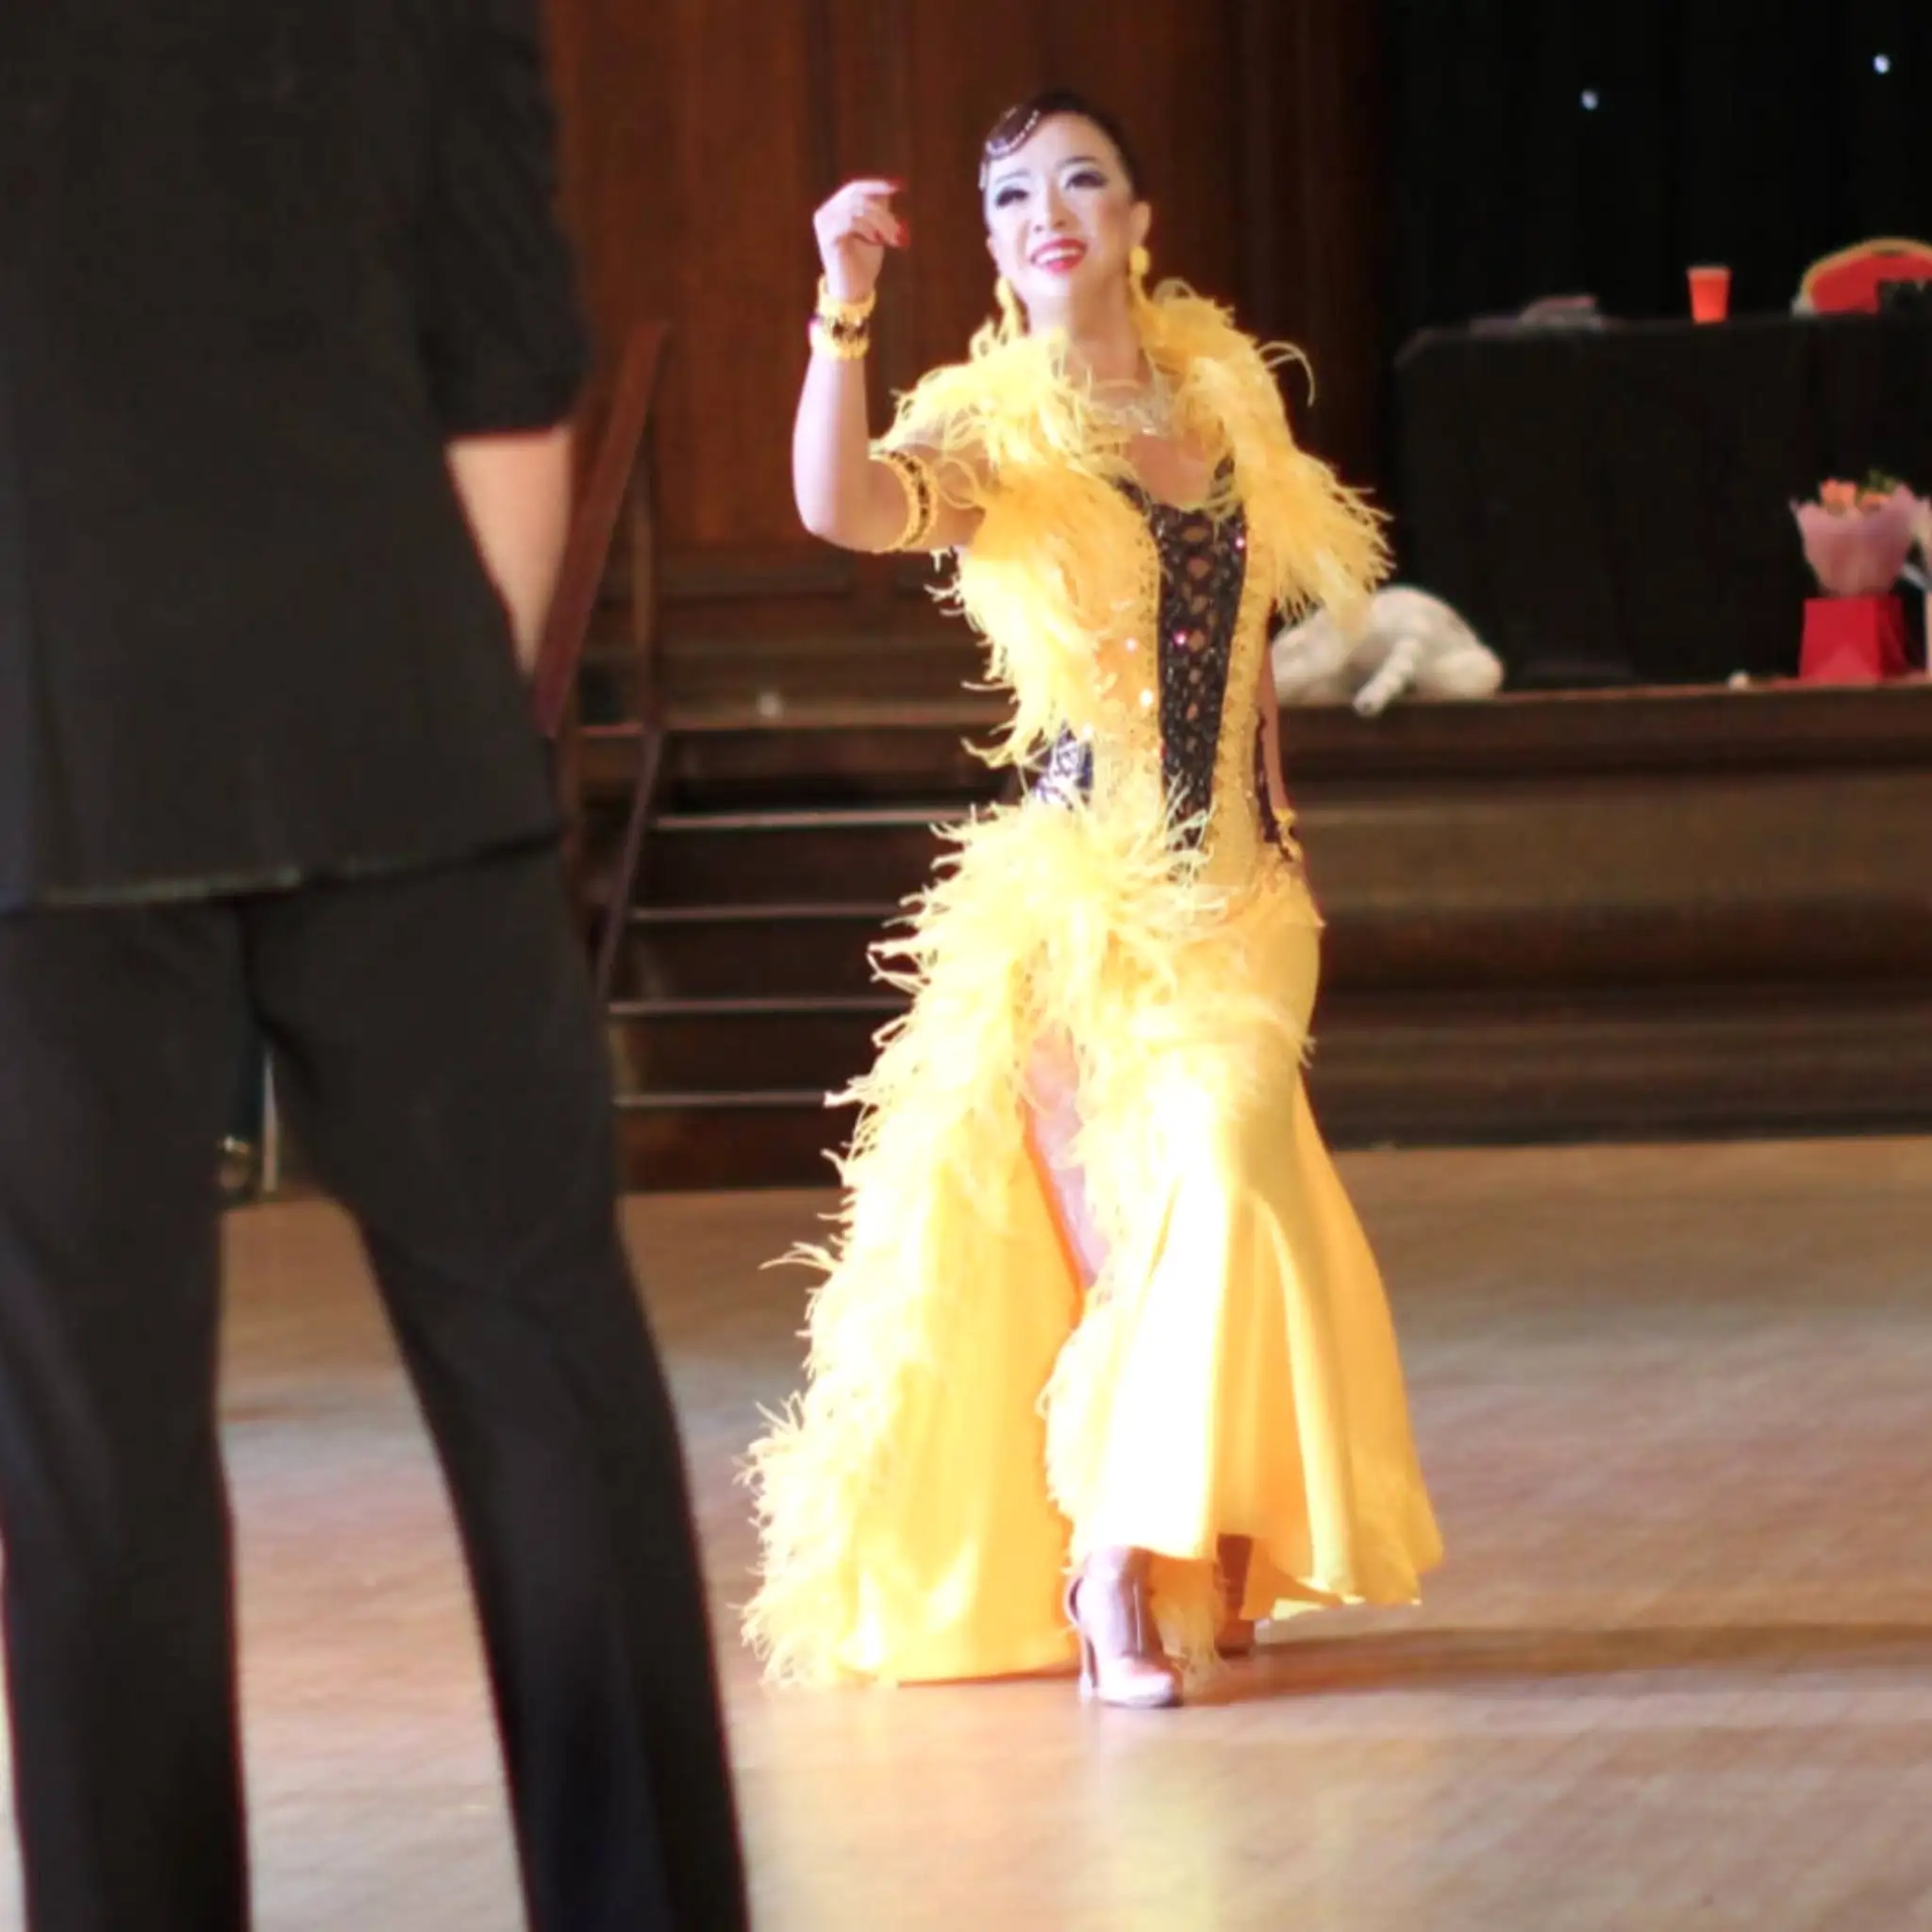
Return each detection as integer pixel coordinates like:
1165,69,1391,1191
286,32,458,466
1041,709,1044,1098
982,114,1150,325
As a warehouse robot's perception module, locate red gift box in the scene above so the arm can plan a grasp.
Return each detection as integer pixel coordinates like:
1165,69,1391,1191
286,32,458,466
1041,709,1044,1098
1799,594,1909,684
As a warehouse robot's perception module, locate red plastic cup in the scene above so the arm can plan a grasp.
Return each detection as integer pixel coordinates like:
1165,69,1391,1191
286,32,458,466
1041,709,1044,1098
1689,265,1731,323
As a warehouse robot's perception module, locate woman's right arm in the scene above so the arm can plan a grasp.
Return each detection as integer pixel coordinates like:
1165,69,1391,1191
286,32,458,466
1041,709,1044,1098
794,179,981,554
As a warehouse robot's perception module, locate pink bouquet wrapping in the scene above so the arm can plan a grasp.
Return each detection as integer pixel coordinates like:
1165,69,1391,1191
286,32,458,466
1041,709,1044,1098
1792,479,1922,596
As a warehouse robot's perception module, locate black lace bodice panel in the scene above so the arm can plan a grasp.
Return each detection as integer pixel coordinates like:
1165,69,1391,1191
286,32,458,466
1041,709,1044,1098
1027,470,1250,849
1139,482,1247,842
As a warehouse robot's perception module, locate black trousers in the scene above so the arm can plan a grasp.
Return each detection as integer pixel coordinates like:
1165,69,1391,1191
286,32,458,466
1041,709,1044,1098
0,843,747,1932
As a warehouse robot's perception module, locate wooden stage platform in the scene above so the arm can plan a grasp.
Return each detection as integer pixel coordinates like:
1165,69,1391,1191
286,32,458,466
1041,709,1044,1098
593,675,1932,1188
6,1139,1930,1928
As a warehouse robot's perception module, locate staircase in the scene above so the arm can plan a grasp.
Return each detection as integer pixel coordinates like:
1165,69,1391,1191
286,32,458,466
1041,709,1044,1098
547,409,1932,1187
526,318,1010,1190
583,708,1007,1190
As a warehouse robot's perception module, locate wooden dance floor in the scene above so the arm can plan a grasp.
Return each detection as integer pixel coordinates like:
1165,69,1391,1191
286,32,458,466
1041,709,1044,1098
4,1138,1932,1929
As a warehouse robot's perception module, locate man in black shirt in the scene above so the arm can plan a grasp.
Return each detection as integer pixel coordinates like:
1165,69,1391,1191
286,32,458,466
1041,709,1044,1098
0,6,747,1928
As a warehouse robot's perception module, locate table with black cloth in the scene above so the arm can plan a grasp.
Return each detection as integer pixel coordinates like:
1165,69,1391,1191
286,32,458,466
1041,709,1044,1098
1395,313,1932,689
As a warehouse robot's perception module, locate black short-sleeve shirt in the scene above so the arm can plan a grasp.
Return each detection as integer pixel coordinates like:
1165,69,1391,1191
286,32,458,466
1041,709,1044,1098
0,0,589,906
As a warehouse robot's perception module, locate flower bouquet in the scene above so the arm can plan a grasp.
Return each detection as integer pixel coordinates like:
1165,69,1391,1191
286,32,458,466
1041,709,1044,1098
1792,475,1921,596
1791,475,1921,682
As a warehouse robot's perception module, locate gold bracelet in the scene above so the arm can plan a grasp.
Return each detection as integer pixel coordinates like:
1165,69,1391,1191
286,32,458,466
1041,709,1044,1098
817,277,877,329
808,316,870,361
876,447,941,550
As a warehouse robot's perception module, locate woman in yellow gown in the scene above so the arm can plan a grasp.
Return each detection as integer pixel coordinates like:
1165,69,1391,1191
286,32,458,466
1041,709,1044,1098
743,92,1441,1708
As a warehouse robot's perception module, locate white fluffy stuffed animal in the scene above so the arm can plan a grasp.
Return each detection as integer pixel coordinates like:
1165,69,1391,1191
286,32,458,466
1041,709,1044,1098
1272,586,1505,717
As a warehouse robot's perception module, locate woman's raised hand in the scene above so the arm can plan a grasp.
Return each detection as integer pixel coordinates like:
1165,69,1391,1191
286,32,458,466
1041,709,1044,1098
815,180,908,305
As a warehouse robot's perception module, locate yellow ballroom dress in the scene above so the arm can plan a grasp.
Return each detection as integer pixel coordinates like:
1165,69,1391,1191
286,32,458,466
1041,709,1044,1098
743,289,1442,1686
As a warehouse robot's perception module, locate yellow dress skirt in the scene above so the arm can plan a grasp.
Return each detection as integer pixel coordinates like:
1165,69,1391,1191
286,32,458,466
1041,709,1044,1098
742,796,1442,1684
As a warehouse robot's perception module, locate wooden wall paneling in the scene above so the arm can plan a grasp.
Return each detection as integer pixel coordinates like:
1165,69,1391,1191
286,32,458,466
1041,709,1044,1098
546,1,848,593
893,1,1051,393
1304,765,1932,989
1040,4,1245,308
1232,0,1388,488
891,2,1246,377
883,0,1250,644
644,4,824,557
814,0,934,631
544,3,1393,709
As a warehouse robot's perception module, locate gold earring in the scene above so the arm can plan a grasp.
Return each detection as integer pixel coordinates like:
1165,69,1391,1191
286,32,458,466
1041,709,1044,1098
994,275,1024,339
1128,244,1152,306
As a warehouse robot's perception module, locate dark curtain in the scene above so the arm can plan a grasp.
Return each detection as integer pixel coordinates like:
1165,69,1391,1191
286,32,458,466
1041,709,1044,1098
1397,317,1932,687
1388,1,1932,333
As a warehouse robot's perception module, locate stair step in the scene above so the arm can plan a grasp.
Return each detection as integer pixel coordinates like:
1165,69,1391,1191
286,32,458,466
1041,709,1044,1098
614,1105,850,1190
607,998,900,1095
616,1092,855,1191
577,709,1011,811
610,982,1932,1191
608,993,895,1020
615,1086,851,1109
642,808,961,907
630,900,900,923
660,641,985,713
613,904,896,1001
662,722,1005,811
652,805,965,830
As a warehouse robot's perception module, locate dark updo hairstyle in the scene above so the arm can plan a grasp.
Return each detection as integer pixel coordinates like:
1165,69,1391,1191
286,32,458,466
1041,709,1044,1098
978,88,1146,200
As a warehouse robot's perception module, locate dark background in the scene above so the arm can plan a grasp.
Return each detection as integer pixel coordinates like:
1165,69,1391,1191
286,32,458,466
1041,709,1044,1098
542,1,1932,683
1388,2,1932,337
1384,3,1932,686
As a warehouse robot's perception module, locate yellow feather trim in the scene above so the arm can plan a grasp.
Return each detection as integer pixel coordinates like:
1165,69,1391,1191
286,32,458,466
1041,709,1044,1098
739,800,1319,1685
877,284,1389,766
742,287,1386,1687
